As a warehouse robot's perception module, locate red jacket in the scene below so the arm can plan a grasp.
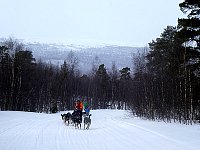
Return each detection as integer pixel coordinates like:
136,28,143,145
75,102,83,110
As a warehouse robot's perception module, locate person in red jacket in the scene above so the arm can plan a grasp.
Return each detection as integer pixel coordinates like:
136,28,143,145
74,100,82,110
75,100,83,118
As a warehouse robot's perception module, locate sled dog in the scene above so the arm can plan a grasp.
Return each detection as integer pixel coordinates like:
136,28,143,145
61,112,72,125
83,114,92,130
72,111,82,129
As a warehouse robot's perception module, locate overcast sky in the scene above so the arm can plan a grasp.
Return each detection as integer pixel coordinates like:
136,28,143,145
0,0,184,46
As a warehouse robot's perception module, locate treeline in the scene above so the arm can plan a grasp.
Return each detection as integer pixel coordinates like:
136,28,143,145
130,1,200,124
0,0,199,124
0,37,133,113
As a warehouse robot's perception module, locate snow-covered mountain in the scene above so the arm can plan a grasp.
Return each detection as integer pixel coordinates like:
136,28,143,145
26,42,143,74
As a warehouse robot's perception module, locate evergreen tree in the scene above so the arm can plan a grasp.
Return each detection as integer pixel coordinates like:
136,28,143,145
14,50,36,111
119,67,131,109
119,67,131,80
96,64,110,108
177,0,200,123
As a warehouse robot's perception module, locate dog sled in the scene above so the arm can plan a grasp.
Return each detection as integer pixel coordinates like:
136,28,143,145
61,110,92,130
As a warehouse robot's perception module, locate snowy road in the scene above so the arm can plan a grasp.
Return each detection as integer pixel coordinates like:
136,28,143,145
0,110,199,150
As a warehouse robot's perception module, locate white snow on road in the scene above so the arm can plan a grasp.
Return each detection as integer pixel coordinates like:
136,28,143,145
0,109,200,150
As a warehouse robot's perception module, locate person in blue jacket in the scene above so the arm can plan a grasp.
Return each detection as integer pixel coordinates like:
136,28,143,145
83,101,90,115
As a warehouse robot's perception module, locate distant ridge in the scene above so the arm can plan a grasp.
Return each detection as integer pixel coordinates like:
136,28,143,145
0,38,144,74
26,42,143,74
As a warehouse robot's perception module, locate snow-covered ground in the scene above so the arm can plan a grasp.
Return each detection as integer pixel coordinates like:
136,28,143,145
0,109,199,150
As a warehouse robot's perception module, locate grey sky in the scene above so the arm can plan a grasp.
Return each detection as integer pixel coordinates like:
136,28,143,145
0,0,184,46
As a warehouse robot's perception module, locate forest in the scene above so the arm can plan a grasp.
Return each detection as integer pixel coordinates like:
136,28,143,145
0,0,199,124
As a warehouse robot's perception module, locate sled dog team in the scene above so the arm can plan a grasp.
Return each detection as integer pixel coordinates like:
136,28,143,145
61,100,91,130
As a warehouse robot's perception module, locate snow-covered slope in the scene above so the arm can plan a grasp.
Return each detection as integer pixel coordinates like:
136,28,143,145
26,43,142,73
0,110,199,150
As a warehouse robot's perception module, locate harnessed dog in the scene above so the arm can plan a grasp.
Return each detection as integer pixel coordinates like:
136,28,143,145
83,114,92,130
61,112,72,125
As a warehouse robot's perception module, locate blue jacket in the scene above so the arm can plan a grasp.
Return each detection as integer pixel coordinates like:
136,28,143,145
84,108,90,114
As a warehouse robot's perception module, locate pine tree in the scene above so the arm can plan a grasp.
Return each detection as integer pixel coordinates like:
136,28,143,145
96,64,110,108
177,0,200,123
119,67,131,109
119,67,131,80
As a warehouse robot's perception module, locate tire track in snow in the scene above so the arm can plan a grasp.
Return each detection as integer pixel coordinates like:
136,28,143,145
111,118,198,150
34,118,56,149
1,114,56,150
97,110,141,149
94,114,154,150
37,117,62,150
97,110,192,150
5,119,40,150
84,110,135,150
0,122,25,135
